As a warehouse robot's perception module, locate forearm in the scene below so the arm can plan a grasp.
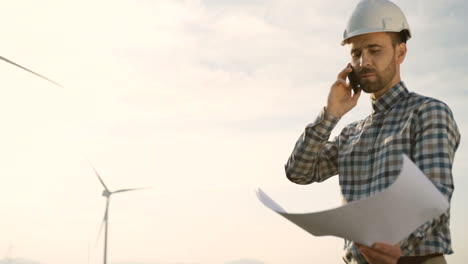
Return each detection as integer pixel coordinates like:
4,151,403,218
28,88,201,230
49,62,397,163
285,107,341,184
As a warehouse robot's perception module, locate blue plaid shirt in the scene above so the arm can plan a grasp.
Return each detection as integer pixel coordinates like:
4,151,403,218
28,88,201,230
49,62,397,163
285,82,460,263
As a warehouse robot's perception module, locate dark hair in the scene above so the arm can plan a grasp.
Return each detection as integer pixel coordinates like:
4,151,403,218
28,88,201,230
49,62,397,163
387,30,409,46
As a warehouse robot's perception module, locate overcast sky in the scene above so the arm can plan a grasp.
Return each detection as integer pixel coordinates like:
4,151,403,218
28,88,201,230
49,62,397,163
0,0,467,264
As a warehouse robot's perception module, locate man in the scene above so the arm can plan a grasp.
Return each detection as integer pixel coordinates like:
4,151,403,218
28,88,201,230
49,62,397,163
284,0,460,263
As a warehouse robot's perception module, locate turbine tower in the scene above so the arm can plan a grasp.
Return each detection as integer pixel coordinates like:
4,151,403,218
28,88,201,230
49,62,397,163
0,56,63,87
4,243,13,264
90,164,149,264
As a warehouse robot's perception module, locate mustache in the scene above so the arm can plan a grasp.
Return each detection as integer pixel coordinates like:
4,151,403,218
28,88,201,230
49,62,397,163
359,68,376,76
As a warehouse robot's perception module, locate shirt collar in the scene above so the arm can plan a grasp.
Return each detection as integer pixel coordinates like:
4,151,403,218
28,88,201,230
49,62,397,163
372,82,409,114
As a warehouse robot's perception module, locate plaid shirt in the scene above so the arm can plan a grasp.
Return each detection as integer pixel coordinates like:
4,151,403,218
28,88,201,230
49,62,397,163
285,82,460,264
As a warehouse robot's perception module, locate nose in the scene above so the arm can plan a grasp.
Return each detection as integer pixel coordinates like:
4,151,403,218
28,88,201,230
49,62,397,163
358,52,372,68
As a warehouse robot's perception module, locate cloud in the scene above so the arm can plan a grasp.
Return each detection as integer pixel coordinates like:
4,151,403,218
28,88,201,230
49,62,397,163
101,0,353,125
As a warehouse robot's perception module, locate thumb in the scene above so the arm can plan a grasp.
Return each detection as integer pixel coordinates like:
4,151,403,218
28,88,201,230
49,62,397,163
351,89,362,104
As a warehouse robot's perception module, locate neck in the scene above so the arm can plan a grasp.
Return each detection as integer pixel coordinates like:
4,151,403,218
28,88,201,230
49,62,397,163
371,75,401,100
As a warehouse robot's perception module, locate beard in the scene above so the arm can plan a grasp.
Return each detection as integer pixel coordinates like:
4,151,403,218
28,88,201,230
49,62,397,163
358,57,397,94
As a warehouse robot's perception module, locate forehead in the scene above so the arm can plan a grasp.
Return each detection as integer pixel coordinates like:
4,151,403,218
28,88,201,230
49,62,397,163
348,32,392,50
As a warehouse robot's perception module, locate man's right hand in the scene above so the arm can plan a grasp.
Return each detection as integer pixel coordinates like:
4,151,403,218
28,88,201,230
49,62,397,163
325,65,361,118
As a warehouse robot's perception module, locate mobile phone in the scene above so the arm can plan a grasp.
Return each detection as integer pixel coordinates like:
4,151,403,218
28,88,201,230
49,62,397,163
347,65,360,93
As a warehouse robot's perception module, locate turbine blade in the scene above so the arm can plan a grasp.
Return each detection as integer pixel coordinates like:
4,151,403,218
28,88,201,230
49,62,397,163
112,187,152,194
88,161,110,192
94,199,109,250
0,56,63,88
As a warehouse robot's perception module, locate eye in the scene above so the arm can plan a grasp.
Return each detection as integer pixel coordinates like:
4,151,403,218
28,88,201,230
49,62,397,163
370,49,380,54
351,52,361,58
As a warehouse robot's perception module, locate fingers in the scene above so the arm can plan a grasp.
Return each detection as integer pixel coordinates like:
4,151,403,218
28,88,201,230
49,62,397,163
358,246,397,264
336,78,350,88
371,243,402,257
336,65,359,95
351,89,361,107
356,243,401,264
326,64,361,118
337,64,353,80
351,88,361,101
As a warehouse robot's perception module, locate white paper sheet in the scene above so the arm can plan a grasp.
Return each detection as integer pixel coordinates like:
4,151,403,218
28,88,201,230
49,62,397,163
257,154,449,246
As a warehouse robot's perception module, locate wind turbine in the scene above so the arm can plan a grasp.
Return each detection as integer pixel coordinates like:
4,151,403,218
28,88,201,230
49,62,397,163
1,56,63,87
90,164,150,264
3,243,13,264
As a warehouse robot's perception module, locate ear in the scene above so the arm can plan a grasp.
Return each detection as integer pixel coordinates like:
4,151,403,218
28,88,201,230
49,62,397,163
395,43,407,64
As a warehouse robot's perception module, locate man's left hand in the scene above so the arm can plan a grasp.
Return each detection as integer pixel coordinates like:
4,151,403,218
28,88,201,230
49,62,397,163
356,242,402,264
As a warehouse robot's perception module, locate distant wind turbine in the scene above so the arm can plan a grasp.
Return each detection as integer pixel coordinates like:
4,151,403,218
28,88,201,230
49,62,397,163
3,243,13,264
89,163,150,264
0,56,63,87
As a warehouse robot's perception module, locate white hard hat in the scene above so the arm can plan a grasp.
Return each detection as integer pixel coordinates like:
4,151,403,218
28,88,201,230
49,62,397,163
342,0,411,45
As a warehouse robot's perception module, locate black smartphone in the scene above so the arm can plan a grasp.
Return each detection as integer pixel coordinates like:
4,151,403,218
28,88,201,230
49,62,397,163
347,65,360,93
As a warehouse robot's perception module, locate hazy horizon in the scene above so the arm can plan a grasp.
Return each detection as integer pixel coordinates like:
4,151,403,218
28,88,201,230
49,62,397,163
0,258,266,264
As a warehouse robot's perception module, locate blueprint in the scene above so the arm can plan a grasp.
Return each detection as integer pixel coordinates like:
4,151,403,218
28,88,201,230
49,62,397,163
257,154,449,246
